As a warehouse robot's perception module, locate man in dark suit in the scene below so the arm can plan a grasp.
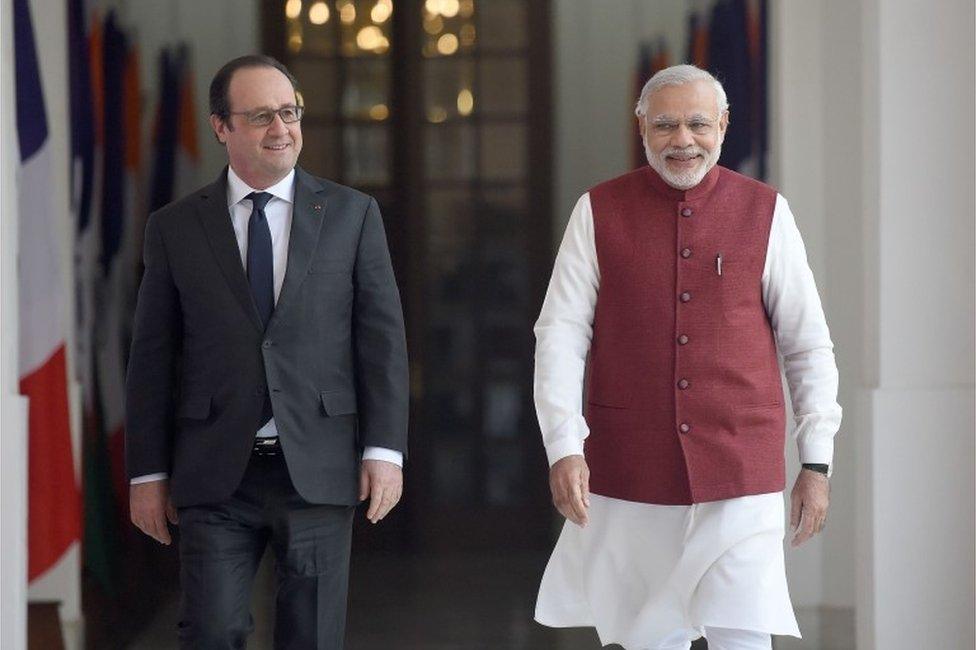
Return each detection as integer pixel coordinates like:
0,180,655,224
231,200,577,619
125,55,408,649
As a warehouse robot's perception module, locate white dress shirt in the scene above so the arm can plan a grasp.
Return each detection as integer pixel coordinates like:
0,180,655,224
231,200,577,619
131,167,401,485
534,191,842,470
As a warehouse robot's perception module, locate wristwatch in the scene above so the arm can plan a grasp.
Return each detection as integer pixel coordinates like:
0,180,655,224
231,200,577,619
802,463,829,476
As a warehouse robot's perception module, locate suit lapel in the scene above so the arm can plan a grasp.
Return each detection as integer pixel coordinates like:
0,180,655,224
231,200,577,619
196,169,265,333
267,168,329,330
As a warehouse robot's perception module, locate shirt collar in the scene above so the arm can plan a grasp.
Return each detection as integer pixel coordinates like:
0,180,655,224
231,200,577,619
226,166,296,209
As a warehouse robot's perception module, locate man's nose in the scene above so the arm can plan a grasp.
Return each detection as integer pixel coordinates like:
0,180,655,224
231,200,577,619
671,124,695,147
267,113,288,134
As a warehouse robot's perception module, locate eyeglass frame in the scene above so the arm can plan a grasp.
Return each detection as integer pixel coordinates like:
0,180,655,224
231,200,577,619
224,104,305,127
645,112,727,137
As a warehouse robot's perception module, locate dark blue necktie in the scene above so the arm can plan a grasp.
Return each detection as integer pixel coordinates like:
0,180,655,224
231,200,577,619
246,191,274,427
246,192,274,329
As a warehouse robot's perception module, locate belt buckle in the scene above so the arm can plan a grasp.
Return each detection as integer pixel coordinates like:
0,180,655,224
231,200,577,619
254,437,280,456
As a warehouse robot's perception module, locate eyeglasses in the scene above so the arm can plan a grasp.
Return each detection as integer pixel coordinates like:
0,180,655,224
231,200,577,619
227,104,304,127
648,114,722,136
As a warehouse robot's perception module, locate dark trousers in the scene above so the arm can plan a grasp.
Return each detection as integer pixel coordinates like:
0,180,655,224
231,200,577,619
177,450,355,650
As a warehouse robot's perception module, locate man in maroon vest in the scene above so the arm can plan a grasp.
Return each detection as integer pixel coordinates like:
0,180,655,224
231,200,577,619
533,64,841,650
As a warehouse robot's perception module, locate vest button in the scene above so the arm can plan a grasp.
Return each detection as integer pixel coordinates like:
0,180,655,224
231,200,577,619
677,334,689,345
681,248,692,259
680,292,692,303
677,379,689,389
681,207,693,217
262,340,272,349
679,423,691,433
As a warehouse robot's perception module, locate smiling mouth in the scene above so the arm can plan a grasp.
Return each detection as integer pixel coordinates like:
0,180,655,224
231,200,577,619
667,154,702,162
264,143,290,151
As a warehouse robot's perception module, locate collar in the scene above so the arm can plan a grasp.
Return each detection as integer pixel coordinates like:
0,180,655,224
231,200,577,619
226,166,296,208
644,164,722,202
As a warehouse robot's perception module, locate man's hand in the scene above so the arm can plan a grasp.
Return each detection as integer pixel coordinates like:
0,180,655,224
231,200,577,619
359,459,403,524
549,455,590,527
789,468,830,547
130,479,178,545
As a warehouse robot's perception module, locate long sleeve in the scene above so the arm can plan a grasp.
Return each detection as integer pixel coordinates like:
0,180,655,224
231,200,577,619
762,194,843,469
352,198,410,455
534,194,601,466
125,213,181,479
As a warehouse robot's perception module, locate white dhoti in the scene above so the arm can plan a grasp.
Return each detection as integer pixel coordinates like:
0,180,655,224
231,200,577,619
535,492,800,649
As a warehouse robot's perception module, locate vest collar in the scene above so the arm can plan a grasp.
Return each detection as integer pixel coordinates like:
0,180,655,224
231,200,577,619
644,164,721,202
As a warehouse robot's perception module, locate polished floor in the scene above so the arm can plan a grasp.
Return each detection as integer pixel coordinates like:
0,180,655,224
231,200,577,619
129,551,614,649
127,551,848,649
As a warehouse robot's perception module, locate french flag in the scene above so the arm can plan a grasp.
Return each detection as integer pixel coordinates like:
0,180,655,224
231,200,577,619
15,0,82,582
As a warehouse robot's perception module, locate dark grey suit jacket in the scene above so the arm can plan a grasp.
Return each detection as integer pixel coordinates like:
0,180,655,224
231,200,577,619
124,167,409,508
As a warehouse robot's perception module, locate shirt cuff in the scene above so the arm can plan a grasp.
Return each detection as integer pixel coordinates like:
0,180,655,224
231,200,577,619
545,436,586,467
362,446,403,467
130,472,168,485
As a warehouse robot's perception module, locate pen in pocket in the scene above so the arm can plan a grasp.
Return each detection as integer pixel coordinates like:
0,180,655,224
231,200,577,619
716,253,723,276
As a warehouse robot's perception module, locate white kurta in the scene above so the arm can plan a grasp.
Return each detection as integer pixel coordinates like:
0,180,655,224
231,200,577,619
533,190,842,648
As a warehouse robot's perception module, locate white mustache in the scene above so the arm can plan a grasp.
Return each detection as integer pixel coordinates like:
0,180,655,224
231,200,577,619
663,147,706,160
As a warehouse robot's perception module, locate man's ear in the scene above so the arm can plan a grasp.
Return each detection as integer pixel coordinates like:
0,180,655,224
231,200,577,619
210,114,227,144
637,113,647,138
719,110,730,135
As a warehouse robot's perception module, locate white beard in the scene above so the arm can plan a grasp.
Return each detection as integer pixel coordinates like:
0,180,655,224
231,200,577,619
644,140,722,190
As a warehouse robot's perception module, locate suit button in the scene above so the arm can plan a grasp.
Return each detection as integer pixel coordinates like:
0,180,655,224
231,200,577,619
677,379,689,390
262,340,272,349
681,248,692,259
254,386,265,396
679,423,691,434
680,291,692,303
681,207,693,217
678,334,689,345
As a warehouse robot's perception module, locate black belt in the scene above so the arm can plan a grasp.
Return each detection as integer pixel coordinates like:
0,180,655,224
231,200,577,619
253,436,281,456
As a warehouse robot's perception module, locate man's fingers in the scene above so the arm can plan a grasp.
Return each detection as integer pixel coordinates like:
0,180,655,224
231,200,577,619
581,470,590,508
359,467,371,502
166,501,179,525
569,481,588,527
789,493,802,531
791,508,819,547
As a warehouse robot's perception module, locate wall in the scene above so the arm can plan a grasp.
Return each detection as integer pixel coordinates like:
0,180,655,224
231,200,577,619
858,0,975,647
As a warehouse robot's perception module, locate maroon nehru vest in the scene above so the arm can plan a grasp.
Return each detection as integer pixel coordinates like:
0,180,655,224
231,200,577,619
585,164,784,505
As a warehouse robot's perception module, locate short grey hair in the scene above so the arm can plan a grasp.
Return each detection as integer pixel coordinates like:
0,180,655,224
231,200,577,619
634,64,729,118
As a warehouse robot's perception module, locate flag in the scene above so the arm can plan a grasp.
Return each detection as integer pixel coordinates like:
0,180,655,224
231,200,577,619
149,48,181,212
174,45,202,200
708,0,754,173
83,10,131,595
15,0,82,583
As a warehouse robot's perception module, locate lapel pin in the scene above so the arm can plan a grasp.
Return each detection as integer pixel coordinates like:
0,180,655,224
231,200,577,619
311,203,322,211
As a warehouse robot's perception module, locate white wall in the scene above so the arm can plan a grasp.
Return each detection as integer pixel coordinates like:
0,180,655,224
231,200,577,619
857,0,975,647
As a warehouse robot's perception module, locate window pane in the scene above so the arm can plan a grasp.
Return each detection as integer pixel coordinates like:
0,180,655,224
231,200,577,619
343,125,389,185
299,125,339,180
290,59,338,118
479,0,526,50
342,59,391,120
339,0,392,57
424,59,476,121
480,124,525,181
425,124,476,181
421,0,476,58
479,57,526,116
